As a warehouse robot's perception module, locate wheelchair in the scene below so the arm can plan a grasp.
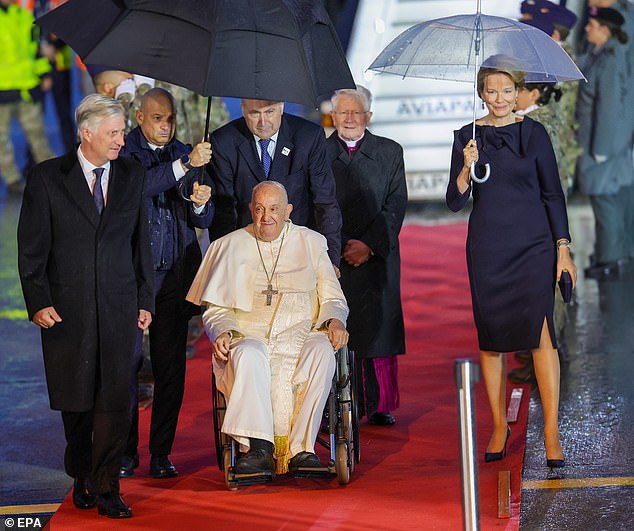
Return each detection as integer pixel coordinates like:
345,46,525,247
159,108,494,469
212,345,360,490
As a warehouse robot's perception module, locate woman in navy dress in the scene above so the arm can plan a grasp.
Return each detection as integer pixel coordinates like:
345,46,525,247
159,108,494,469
446,67,577,467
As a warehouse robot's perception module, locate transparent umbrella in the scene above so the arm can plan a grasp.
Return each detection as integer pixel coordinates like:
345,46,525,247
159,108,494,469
368,0,585,182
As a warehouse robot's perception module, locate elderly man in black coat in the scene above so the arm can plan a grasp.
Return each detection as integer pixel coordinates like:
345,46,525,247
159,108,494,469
326,87,408,426
118,88,213,479
17,94,154,519
209,99,342,267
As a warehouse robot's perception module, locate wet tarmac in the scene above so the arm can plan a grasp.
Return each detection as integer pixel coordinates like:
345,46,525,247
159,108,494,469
520,196,634,530
1,193,633,529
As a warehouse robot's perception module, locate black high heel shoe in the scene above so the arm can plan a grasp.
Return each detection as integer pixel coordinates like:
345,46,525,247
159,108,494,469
546,458,565,468
484,426,511,463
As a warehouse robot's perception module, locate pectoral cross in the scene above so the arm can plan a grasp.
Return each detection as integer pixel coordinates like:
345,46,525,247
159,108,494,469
262,283,278,306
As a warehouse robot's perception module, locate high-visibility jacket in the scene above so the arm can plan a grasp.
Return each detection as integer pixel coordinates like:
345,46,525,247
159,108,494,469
0,4,52,96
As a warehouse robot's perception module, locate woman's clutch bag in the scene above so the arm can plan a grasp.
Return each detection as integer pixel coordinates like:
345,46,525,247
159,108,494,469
558,270,573,303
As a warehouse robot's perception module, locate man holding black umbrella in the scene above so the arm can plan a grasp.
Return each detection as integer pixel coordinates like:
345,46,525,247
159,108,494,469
119,87,213,480
209,99,342,269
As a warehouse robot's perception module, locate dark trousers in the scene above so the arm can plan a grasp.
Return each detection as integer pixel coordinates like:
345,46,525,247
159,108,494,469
623,183,634,258
125,269,189,457
590,192,627,263
355,358,380,417
124,331,144,457
61,383,130,494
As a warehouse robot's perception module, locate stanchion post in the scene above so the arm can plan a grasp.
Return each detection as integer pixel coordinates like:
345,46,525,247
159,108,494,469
455,358,480,531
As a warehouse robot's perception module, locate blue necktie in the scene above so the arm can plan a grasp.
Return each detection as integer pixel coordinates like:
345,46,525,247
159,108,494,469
259,139,271,177
93,167,105,214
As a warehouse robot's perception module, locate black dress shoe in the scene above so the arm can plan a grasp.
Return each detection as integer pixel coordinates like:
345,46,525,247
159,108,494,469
484,426,511,463
234,449,275,474
584,261,620,280
368,412,396,426
119,453,140,478
546,458,565,468
150,455,178,478
72,477,96,510
96,492,132,518
288,452,322,473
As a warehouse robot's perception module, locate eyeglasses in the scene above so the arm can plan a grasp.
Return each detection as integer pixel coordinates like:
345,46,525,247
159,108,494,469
332,111,368,117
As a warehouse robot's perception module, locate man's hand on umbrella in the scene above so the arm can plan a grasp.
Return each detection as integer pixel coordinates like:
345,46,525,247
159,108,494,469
190,181,212,208
190,141,212,167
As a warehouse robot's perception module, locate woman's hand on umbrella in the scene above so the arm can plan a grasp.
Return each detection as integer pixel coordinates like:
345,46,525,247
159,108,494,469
457,139,478,192
190,141,212,167
463,139,478,169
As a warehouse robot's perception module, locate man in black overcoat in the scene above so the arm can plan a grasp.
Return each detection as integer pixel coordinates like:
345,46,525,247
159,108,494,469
325,87,408,425
17,94,154,519
119,88,213,479
209,98,343,267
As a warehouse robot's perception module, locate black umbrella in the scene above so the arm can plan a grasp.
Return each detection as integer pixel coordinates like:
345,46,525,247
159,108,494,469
37,0,355,109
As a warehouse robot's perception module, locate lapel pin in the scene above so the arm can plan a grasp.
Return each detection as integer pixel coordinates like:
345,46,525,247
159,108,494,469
281,147,291,156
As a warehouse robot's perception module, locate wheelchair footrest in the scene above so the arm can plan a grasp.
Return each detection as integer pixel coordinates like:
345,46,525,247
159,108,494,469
227,470,274,485
289,463,336,478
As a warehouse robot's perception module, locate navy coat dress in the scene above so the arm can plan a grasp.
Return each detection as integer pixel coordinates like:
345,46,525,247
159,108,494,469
446,118,570,352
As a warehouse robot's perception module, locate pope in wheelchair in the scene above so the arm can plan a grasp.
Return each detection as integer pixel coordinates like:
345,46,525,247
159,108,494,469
187,181,349,476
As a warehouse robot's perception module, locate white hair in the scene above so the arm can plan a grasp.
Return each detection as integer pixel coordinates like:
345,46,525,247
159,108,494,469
75,94,125,140
251,180,289,204
331,85,373,112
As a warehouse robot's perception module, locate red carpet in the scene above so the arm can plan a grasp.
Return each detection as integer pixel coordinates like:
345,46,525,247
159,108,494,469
47,223,529,530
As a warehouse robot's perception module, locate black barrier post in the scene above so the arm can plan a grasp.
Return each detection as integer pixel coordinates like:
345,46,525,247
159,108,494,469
455,358,480,531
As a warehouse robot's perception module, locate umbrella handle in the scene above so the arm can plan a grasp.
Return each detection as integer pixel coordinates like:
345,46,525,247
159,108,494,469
470,161,490,183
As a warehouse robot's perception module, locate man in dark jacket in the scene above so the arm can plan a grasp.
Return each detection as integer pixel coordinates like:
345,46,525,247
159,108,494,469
18,94,154,518
119,88,213,479
209,99,342,267
326,86,408,426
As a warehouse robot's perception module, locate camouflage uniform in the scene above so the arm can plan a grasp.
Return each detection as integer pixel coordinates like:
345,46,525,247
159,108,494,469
0,98,55,186
526,70,581,336
126,80,229,144
525,43,583,195
556,42,582,194
156,82,230,144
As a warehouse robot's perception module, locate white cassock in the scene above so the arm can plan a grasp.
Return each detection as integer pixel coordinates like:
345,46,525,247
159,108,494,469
186,221,348,473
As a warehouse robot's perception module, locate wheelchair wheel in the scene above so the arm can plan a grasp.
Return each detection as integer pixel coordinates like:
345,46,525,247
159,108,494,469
212,375,225,470
223,447,237,491
340,401,355,475
349,350,361,464
335,441,350,484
